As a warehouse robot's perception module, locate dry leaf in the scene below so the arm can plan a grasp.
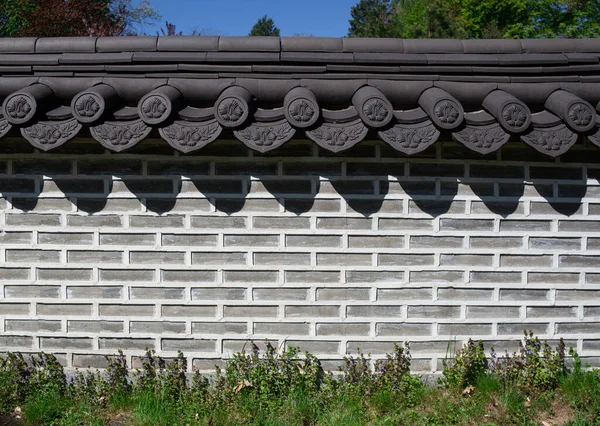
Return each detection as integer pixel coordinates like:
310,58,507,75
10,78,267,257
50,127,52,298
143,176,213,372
234,379,253,393
462,386,475,396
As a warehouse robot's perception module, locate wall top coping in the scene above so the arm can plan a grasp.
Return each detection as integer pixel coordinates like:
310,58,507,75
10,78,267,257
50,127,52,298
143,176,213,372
0,36,599,157
1,36,599,55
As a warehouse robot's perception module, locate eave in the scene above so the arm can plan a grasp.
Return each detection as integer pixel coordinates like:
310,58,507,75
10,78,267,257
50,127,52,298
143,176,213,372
1,36,600,157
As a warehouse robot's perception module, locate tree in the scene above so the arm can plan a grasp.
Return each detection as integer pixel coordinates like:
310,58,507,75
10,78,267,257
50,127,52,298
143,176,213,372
0,0,160,37
249,15,280,36
392,0,465,38
347,0,600,38
452,0,600,38
0,0,36,37
348,0,398,37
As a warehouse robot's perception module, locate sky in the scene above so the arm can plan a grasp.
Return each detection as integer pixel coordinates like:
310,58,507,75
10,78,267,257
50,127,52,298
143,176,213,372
144,0,357,37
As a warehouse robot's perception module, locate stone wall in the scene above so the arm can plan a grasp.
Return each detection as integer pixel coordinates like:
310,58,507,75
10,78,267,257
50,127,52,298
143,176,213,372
1,136,599,372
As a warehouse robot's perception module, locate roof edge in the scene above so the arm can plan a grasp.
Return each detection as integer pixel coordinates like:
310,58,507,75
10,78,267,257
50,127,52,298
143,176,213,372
1,36,600,55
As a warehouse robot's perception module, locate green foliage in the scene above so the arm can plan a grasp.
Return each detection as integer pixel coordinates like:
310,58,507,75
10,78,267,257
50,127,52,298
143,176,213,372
0,336,594,425
0,0,36,37
134,349,188,405
442,339,488,389
559,348,600,424
248,15,280,36
391,0,466,38
0,352,31,415
348,0,398,37
348,0,600,38
455,0,600,38
215,342,324,410
339,343,423,409
0,0,160,37
490,331,567,395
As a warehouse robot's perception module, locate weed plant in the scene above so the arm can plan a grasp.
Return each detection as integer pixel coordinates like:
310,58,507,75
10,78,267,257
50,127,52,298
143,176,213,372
0,332,598,425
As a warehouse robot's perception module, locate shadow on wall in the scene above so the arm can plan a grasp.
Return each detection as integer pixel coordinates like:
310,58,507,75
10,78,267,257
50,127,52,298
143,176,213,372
0,172,591,219
0,138,595,218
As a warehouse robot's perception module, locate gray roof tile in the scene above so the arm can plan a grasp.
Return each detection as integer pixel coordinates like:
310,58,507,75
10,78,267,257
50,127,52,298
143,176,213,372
96,36,157,52
0,54,60,65
132,52,207,63
218,36,280,52
36,37,97,53
206,52,280,62
497,53,569,65
404,39,463,54
59,53,133,64
281,52,353,63
353,52,426,64
0,38,37,53
342,38,403,53
281,37,342,52
520,39,578,53
462,39,522,54
157,36,218,51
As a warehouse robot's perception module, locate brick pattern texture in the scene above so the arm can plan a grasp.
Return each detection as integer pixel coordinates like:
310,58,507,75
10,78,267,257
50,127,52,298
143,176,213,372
1,137,600,372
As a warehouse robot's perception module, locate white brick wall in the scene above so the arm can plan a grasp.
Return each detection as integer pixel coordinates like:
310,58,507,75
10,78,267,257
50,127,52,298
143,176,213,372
1,137,600,372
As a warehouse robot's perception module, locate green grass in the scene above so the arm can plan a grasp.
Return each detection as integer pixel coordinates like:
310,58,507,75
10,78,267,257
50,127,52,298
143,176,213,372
0,339,598,426
1,371,598,425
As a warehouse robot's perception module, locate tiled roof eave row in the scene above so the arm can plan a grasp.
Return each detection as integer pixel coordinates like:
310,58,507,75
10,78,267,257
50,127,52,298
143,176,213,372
2,36,600,55
1,36,600,157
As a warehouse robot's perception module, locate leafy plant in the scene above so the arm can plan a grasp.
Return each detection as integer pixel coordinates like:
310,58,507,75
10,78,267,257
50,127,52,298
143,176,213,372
0,352,31,415
442,339,488,389
216,342,324,411
490,331,567,395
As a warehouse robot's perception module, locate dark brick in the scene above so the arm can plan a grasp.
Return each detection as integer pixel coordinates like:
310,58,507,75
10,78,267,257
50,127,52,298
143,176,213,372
215,162,278,176
191,179,244,194
13,159,72,175
77,160,143,176
410,163,464,177
530,166,582,180
147,161,210,176
470,165,524,179
50,179,105,194
0,178,36,193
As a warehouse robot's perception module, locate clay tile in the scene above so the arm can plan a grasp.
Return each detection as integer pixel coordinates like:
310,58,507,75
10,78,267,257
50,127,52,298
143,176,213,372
281,37,342,52
59,52,133,65
498,82,561,109
561,82,600,103
570,38,600,53
394,108,429,124
464,110,496,126
36,37,97,53
218,36,280,52
353,52,426,64
545,89,597,132
157,36,219,51
564,53,599,64
404,39,463,54
461,39,522,54
520,39,577,53
0,54,60,65
434,81,497,110
96,36,158,53
425,54,498,65
0,38,38,53
530,110,562,127
207,52,280,62
342,38,403,53
497,53,568,66
132,52,207,63
280,52,352,63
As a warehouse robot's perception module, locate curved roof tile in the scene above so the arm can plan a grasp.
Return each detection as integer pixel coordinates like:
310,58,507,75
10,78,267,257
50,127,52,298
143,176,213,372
0,36,599,156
